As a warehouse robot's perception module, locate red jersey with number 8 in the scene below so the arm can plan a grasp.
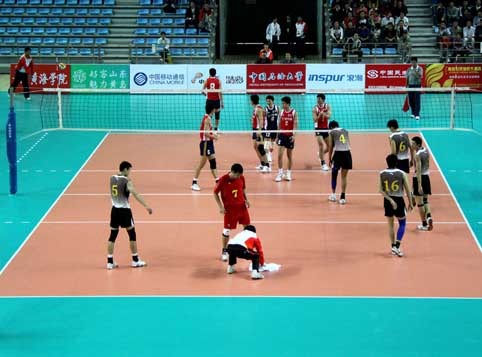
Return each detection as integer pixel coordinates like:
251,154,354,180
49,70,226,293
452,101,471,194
214,173,246,208
205,77,221,100
279,109,296,136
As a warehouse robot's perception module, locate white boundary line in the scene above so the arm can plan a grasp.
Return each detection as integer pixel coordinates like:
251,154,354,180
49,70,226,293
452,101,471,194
80,169,443,173
41,220,466,225
62,192,453,197
18,129,47,142
0,132,110,276
0,295,480,300
421,132,482,252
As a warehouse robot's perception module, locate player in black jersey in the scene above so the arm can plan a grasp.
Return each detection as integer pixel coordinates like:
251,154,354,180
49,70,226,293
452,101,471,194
263,95,280,163
107,161,153,270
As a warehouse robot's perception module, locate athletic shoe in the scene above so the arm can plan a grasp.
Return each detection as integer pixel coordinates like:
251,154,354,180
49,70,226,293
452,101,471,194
328,193,337,202
339,198,346,205
275,173,283,182
221,251,229,262
191,183,201,191
251,271,264,280
227,265,235,274
417,224,429,231
107,262,118,270
284,171,292,181
255,164,263,170
392,247,404,257
410,114,415,118
427,217,433,231
260,166,270,173
415,116,420,120
131,260,147,268
321,163,329,171
26,97,31,101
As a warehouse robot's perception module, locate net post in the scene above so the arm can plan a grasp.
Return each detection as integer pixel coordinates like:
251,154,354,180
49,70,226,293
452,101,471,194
57,88,63,129
449,87,456,129
6,88,17,194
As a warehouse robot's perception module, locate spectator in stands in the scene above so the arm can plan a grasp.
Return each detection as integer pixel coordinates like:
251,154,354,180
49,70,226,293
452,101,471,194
157,31,171,63
199,2,212,33
446,1,461,25
163,0,176,14
330,21,344,48
256,43,273,64
451,32,469,61
398,29,411,63
343,3,353,18
461,0,474,24
345,21,357,39
475,21,482,47
356,2,368,16
344,12,358,28
343,33,363,62
281,51,296,63
433,1,446,33
396,11,409,32
372,23,383,47
476,0,482,15
393,0,408,19
474,10,482,27
381,11,395,28
368,8,382,28
438,21,452,62
9,47,33,100
185,1,199,31
331,3,345,24
382,22,398,48
463,19,476,49
379,0,393,14
295,16,307,60
450,19,463,38
358,23,371,46
396,19,408,38
358,11,369,26
283,15,295,53
266,17,281,59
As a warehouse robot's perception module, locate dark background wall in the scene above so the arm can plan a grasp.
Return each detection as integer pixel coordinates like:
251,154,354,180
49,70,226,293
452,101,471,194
224,0,319,55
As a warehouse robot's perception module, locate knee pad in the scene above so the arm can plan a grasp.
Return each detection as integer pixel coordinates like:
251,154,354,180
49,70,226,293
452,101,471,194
209,158,217,170
127,228,137,242
222,228,230,237
257,144,266,156
108,229,119,243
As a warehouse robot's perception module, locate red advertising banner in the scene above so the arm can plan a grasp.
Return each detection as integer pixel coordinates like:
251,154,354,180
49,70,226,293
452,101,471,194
246,64,306,91
424,64,482,90
365,64,426,89
10,63,70,93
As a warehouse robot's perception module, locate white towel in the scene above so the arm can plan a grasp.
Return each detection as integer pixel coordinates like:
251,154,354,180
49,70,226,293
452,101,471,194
249,262,281,272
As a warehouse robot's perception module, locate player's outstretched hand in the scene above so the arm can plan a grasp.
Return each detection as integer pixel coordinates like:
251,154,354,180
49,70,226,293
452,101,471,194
146,207,153,215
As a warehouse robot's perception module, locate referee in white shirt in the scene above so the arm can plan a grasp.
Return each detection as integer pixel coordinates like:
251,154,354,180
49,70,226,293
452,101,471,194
266,17,281,60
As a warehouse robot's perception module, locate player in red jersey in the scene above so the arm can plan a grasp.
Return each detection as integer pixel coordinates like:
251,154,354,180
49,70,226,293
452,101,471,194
275,96,298,182
250,94,270,173
202,68,224,130
312,93,331,171
214,163,251,261
9,46,34,100
191,103,219,191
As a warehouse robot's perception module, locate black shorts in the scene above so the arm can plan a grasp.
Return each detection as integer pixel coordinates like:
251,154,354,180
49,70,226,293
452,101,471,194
264,124,278,140
277,133,294,149
332,150,352,170
396,159,410,173
252,130,263,141
110,207,134,228
384,196,406,218
413,175,432,196
199,140,215,156
315,128,329,138
206,99,221,110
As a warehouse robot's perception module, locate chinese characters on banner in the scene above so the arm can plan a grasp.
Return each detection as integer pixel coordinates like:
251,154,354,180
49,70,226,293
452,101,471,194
246,64,306,91
424,64,482,89
9,64,70,92
364,64,424,89
71,64,130,89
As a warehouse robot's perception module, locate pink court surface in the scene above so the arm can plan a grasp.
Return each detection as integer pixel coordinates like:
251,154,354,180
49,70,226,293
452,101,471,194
0,133,481,297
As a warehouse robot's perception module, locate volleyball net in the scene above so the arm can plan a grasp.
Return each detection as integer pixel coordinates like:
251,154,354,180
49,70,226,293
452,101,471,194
38,87,476,133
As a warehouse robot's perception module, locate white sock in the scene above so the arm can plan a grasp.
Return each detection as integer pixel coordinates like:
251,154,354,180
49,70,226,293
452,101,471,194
278,169,283,174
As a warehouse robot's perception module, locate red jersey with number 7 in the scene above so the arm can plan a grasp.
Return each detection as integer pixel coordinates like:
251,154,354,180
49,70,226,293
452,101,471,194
205,77,221,100
214,173,246,208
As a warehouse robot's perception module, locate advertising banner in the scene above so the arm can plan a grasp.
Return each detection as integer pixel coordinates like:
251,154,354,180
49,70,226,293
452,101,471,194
246,64,306,91
10,63,70,93
424,63,482,89
186,64,246,91
130,65,187,91
306,64,365,90
71,64,130,89
365,64,426,89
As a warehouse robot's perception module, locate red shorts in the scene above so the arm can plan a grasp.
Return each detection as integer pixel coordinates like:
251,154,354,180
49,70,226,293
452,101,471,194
224,205,250,230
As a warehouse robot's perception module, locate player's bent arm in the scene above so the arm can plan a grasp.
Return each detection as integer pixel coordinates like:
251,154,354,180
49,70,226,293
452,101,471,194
312,108,318,123
213,192,225,212
127,181,152,214
378,177,395,203
415,155,422,185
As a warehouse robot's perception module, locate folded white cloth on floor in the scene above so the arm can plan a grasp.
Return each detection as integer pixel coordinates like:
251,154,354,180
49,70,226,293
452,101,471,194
249,263,281,272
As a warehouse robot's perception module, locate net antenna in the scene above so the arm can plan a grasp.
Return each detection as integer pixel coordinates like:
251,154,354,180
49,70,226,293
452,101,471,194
6,88,17,194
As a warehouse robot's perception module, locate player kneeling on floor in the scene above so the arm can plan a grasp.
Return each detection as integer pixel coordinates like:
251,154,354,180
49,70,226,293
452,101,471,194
226,225,265,280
